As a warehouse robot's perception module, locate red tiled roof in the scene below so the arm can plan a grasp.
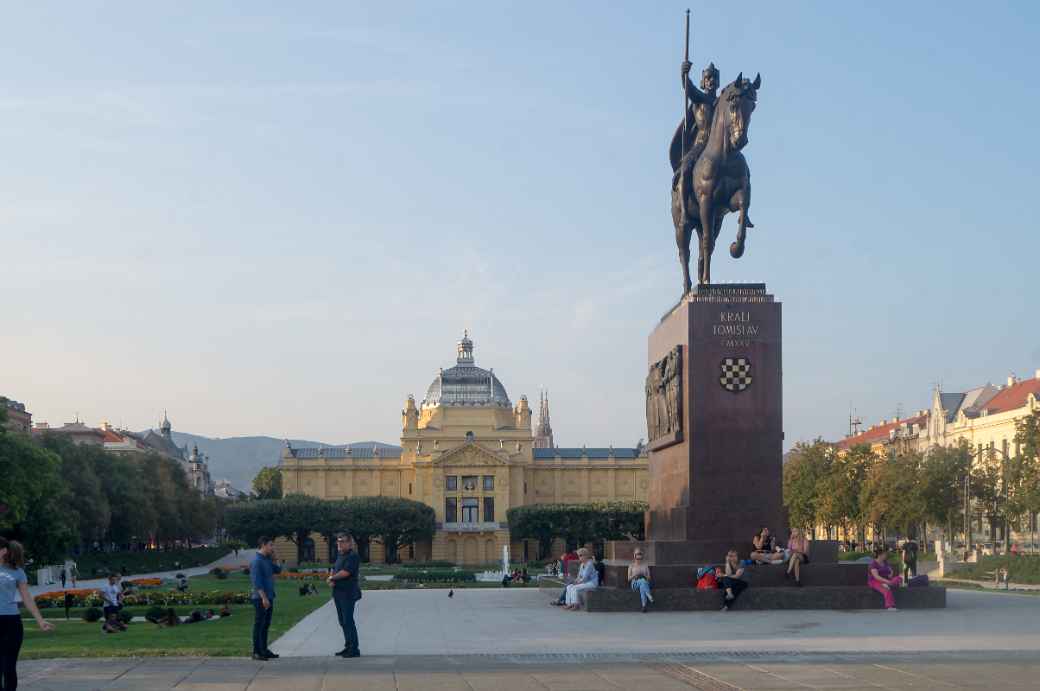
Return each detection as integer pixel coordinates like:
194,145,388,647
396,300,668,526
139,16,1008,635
101,429,124,443
980,378,1040,415
835,414,927,451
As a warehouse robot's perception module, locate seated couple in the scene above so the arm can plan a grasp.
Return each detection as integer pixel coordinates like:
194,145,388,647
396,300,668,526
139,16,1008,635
750,527,811,586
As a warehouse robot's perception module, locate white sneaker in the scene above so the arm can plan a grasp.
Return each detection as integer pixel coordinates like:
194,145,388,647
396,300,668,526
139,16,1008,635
886,607,899,612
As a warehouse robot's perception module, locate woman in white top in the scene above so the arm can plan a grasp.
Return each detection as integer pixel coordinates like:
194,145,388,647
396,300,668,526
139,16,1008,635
563,548,599,611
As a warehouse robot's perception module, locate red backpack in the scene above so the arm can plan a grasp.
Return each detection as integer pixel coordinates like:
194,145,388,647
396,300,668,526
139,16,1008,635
695,571,718,590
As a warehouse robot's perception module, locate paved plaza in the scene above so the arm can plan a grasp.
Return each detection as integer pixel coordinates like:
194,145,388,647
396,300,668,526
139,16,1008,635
17,587,1040,689
18,651,1040,690
271,586,1040,657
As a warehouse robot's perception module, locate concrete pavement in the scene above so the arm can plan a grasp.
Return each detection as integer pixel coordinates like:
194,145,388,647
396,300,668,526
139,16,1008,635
18,651,1040,689
270,586,1040,657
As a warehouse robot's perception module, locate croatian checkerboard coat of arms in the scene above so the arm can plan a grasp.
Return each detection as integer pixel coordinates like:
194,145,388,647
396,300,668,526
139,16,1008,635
720,357,752,392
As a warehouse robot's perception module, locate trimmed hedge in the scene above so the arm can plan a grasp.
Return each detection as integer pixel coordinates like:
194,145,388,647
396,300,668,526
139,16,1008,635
392,568,477,583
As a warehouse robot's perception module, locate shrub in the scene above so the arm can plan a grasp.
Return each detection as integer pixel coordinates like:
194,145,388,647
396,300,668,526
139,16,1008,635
145,606,166,624
117,610,133,625
399,561,456,569
82,607,102,623
392,568,476,583
210,567,228,580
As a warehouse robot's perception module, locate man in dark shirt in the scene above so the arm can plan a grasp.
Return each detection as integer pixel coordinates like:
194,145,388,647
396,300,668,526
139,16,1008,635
249,536,283,660
327,533,362,658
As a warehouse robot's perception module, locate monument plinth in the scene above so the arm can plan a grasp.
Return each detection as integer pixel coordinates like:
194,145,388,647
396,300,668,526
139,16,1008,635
609,284,784,577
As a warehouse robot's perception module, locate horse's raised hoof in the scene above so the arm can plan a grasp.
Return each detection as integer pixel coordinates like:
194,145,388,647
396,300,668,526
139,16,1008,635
730,240,745,258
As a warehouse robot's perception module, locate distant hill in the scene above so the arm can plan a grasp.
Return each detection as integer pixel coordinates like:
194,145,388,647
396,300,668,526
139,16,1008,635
145,431,400,494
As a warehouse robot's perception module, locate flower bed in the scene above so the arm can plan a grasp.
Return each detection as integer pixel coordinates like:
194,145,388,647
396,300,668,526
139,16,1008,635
126,578,162,587
121,589,252,607
35,589,102,609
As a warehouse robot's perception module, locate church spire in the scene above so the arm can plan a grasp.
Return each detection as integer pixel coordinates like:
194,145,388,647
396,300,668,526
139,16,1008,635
160,409,172,439
457,330,475,366
534,390,554,448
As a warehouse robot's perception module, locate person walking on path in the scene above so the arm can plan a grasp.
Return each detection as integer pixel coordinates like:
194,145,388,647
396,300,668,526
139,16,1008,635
1,538,54,690
868,546,902,611
249,537,282,661
69,563,78,588
327,533,362,658
59,568,66,590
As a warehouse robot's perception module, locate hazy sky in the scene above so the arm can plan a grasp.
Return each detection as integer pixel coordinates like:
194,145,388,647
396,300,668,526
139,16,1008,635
3,2,1038,450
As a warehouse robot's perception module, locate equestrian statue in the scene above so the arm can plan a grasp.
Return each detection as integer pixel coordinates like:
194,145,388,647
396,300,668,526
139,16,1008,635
670,12,761,291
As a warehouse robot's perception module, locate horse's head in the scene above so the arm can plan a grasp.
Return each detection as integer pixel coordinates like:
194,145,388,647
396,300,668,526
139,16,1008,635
719,72,760,150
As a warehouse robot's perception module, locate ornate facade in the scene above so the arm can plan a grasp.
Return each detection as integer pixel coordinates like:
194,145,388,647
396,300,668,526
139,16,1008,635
279,333,649,565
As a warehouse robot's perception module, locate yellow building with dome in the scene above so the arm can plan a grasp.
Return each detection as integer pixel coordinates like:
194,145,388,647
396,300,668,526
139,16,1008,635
278,332,649,565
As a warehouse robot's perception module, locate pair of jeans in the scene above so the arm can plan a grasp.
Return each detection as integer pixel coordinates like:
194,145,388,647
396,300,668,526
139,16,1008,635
333,591,359,653
251,600,274,655
630,577,653,607
721,577,747,604
0,615,24,690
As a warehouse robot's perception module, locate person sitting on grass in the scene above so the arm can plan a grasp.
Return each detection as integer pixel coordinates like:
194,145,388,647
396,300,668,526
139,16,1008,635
750,528,784,564
563,548,599,611
100,573,127,633
868,546,902,611
720,549,748,611
785,528,810,586
627,549,654,613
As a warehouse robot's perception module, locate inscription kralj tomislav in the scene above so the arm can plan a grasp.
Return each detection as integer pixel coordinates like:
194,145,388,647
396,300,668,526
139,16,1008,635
669,10,761,292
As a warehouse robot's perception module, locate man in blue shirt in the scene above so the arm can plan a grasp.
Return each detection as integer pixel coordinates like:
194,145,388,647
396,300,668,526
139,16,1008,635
327,533,362,658
249,536,283,660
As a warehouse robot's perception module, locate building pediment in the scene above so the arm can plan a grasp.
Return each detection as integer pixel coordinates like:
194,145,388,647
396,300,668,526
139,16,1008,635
432,441,509,467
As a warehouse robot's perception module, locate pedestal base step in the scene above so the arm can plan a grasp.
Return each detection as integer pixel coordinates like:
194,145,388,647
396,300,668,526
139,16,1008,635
603,562,868,588
583,585,946,612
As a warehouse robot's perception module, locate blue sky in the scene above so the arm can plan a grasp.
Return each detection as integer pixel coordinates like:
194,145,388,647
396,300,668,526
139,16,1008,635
2,2,1037,450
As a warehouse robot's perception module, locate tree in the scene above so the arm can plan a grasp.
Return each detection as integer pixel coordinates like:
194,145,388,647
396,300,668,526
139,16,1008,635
860,451,924,541
37,435,112,547
815,446,870,541
366,497,436,563
253,467,284,500
0,427,75,564
507,502,648,560
782,440,833,532
918,443,970,542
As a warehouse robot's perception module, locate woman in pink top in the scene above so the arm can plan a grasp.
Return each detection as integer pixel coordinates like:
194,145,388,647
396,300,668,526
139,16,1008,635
868,546,902,610
785,528,809,586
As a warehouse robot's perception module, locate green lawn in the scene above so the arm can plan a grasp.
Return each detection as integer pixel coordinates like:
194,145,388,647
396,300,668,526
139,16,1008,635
22,573,329,659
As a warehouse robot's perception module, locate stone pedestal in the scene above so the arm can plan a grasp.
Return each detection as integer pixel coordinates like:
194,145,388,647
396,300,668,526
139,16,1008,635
609,284,784,575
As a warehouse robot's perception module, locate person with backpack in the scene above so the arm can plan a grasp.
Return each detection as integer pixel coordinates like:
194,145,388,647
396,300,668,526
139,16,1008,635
720,549,748,611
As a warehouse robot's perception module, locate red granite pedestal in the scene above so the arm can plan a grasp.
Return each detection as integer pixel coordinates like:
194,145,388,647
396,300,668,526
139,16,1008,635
607,284,785,586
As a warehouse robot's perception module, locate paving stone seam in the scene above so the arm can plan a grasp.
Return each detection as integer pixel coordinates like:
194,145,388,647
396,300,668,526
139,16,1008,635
871,662,960,687
657,662,740,690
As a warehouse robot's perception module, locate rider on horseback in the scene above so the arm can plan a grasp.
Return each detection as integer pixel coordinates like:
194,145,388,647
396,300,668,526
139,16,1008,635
670,61,753,235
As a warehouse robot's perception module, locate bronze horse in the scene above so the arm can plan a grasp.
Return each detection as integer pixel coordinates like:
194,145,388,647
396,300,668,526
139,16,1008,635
671,72,760,290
